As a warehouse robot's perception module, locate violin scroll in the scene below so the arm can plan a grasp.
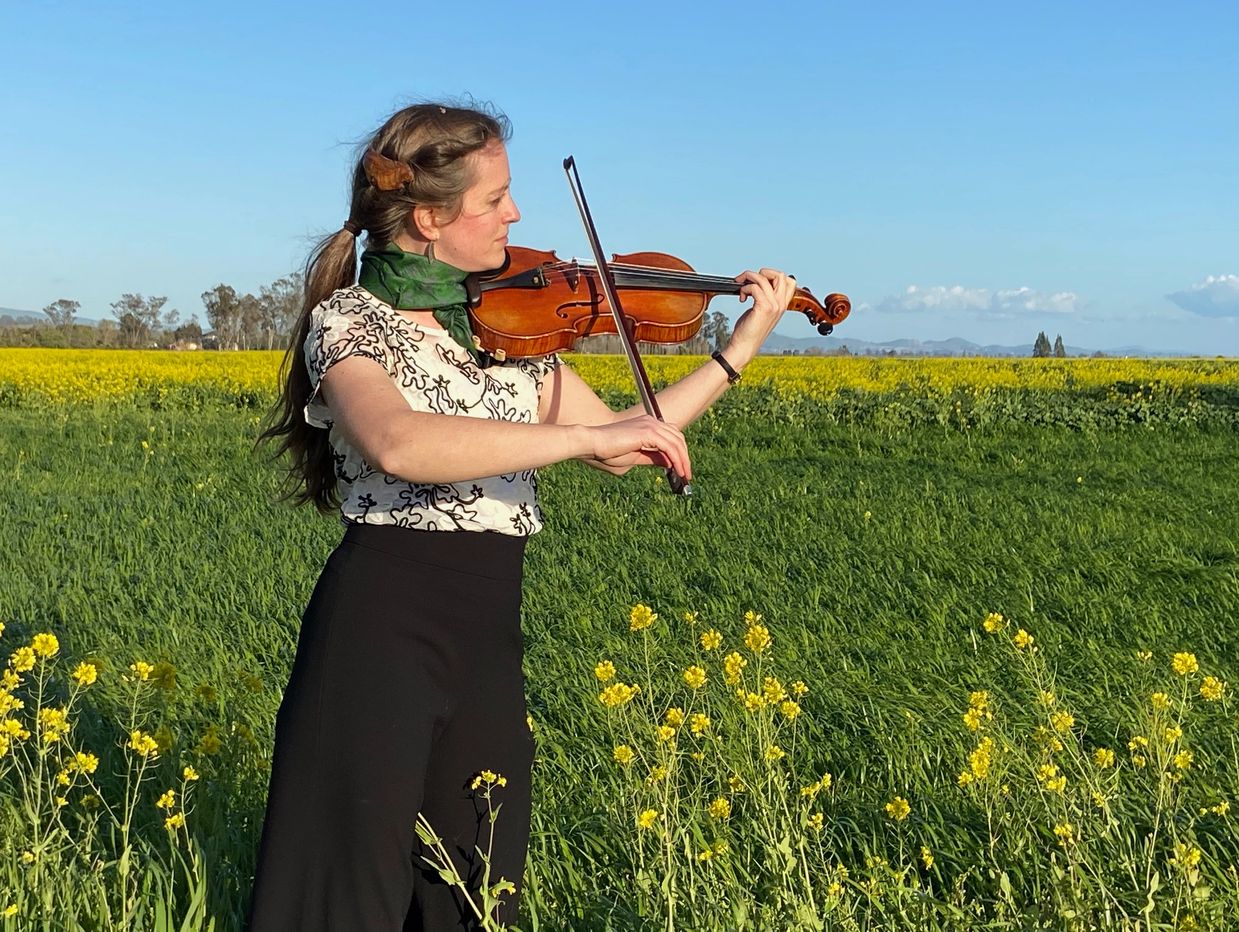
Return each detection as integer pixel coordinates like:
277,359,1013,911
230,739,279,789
788,288,851,337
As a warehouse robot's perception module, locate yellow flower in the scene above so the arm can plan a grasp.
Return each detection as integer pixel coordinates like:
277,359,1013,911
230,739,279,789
598,682,641,707
727,774,746,793
1151,692,1170,710
1129,734,1149,751
130,660,154,681
968,737,995,780
765,744,785,762
807,812,825,832
1093,747,1116,768
1165,725,1183,744
646,765,668,784
656,725,676,743
790,680,808,697
165,812,186,829
697,846,714,862
780,700,801,721
1037,690,1056,707
982,612,1006,633
884,796,910,822
31,633,59,658
128,730,159,757
74,751,99,774
2,905,15,917
744,624,772,654
470,770,507,789
156,789,176,810
1172,652,1199,676
962,707,984,731
594,660,616,682
56,769,70,786
1053,822,1074,845
195,725,222,755
743,610,763,626
1050,711,1075,733
826,880,842,896
699,629,723,651
629,604,657,632
968,690,989,710
613,744,635,765
1211,800,1229,816
722,652,747,685
664,707,685,728
9,647,35,673
1,669,18,690
707,797,731,820
682,611,699,626
181,765,199,781
682,666,707,689
921,846,934,869
1174,750,1193,771
739,691,765,712
762,677,786,704
71,662,98,686
1012,629,1034,650
1200,676,1226,701
689,713,711,735
1133,754,1148,768
1135,649,1153,662
1171,842,1202,870
636,808,658,829
38,706,70,741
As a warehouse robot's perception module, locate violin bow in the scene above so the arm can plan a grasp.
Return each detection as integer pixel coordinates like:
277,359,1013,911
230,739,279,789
563,156,692,496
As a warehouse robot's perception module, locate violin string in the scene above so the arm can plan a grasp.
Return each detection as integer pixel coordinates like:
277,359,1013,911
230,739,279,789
542,260,742,288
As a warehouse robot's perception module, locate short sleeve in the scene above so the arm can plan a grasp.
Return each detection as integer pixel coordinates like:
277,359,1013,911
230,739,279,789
303,298,392,429
514,353,561,401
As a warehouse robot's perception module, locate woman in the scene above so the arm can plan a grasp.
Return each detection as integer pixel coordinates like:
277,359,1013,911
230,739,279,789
250,101,795,931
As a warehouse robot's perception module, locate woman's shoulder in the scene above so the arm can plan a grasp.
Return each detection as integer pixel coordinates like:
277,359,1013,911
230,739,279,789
315,285,384,318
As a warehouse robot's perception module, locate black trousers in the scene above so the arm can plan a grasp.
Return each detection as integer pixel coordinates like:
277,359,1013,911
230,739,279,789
247,524,533,931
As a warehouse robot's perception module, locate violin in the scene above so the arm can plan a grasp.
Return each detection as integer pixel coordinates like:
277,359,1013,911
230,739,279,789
462,156,852,496
463,247,852,361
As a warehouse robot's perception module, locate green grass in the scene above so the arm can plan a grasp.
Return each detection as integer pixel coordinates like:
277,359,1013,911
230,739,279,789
1,395,1237,928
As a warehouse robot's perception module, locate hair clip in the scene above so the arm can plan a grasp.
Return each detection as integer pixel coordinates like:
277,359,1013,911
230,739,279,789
362,149,415,191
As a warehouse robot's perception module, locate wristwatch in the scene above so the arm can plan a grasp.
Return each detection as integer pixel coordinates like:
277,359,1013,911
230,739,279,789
711,351,742,384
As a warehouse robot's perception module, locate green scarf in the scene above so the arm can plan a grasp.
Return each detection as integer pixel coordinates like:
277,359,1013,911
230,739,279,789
358,245,481,362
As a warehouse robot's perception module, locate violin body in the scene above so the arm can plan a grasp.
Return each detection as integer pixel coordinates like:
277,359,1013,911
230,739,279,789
465,245,851,360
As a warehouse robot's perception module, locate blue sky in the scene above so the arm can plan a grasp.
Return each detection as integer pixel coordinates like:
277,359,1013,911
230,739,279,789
2,0,1237,353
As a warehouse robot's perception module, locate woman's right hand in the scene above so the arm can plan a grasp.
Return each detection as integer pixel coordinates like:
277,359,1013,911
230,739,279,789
582,415,692,479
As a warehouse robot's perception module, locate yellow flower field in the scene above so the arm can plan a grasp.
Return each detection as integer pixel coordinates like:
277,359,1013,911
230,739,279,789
1,348,1236,406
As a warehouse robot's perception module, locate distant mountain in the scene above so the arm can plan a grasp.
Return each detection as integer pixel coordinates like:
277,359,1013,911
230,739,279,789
0,308,103,325
759,333,1196,358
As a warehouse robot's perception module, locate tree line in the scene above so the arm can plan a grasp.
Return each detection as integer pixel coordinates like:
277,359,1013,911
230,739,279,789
2,283,734,354
0,274,304,350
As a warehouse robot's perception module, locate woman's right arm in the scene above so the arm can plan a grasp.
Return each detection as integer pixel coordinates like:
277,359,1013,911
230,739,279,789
320,356,692,485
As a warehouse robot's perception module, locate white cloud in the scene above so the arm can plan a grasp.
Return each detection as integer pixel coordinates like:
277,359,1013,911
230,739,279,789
874,285,1080,317
1166,274,1239,318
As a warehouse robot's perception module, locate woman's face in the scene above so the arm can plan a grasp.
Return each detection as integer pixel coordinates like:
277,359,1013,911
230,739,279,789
433,141,520,272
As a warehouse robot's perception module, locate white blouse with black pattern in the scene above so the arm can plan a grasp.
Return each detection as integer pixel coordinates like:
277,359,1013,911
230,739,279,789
303,286,560,536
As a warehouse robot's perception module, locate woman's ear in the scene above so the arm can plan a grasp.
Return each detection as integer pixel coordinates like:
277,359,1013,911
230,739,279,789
411,204,440,241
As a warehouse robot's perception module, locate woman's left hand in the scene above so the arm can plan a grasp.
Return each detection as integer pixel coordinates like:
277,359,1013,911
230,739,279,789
726,267,797,369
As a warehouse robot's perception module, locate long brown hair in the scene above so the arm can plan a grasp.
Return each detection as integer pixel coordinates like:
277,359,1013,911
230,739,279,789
259,102,511,512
